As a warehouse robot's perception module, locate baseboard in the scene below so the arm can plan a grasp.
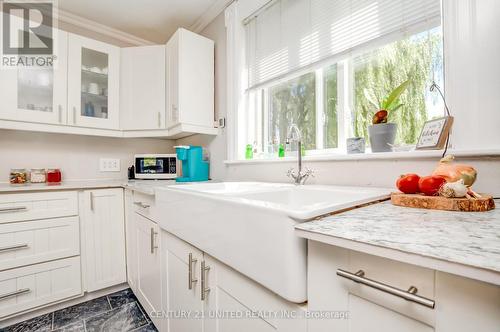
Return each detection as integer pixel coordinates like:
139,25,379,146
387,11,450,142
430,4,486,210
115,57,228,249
0,283,129,328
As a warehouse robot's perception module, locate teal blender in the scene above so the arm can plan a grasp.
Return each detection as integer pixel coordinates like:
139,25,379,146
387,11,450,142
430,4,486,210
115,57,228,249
174,145,209,182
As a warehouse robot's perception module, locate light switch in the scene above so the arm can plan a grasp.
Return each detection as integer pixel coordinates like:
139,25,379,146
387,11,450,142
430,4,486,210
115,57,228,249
99,158,121,172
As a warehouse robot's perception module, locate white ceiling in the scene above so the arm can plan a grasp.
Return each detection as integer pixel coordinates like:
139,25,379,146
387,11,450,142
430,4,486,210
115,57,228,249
58,0,223,43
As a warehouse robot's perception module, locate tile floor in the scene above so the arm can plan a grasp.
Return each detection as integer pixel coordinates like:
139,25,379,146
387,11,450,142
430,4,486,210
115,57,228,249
1,288,158,332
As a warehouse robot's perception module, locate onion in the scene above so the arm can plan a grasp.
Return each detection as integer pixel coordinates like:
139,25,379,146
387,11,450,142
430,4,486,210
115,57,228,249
432,155,477,186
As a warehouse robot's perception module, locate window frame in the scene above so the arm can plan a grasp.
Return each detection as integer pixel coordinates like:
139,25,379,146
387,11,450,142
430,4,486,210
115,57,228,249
225,0,448,162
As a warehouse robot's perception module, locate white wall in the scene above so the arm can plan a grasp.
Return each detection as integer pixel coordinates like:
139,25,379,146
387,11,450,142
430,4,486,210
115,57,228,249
0,130,174,182
177,0,500,197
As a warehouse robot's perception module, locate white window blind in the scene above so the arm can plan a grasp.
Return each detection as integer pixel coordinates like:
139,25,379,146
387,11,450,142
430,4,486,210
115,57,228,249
245,0,441,89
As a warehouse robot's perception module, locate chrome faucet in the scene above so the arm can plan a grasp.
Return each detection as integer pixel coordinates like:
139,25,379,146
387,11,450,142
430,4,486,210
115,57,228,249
286,124,314,185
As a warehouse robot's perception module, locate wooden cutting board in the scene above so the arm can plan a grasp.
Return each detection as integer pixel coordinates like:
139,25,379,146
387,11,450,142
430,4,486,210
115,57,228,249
391,193,495,212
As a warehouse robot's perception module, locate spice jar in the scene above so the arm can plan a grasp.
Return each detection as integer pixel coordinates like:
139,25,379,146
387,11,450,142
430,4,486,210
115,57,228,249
47,168,62,184
30,168,46,183
10,168,28,185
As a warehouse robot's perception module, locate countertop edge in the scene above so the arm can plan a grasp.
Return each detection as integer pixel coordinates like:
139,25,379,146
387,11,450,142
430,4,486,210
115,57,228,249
0,181,156,195
295,228,500,286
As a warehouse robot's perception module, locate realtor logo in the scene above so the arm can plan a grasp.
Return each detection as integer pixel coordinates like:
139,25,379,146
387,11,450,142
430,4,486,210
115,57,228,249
1,1,56,68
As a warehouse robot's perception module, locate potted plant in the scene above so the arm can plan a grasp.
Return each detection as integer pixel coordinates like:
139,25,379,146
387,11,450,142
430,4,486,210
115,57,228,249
365,80,410,152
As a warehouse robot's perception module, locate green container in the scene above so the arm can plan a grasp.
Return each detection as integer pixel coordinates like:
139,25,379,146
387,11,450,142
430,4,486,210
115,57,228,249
245,144,253,159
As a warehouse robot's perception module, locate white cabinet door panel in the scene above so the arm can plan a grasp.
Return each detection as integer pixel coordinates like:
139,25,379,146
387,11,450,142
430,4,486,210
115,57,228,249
135,213,161,328
68,33,120,129
0,22,68,125
120,45,166,130
81,189,126,292
164,231,203,332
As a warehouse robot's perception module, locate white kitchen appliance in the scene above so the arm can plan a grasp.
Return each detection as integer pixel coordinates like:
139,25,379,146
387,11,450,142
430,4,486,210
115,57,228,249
134,154,177,179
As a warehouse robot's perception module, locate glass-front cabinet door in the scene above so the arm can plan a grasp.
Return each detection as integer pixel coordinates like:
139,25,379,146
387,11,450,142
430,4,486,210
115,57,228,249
67,34,120,129
0,27,68,125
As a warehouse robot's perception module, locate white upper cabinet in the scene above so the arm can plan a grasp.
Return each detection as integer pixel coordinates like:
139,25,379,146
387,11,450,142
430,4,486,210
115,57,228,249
166,28,215,136
67,33,120,129
0,25,68,125
120,45,166,130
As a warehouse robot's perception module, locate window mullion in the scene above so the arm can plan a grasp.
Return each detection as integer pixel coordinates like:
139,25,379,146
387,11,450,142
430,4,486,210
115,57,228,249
315,68,324,150
337,59,352,152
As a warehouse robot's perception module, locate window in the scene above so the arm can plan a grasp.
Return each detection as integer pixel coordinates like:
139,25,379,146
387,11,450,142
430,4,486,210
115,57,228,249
268,72,316,150
240,0,443,159
353,27,444,146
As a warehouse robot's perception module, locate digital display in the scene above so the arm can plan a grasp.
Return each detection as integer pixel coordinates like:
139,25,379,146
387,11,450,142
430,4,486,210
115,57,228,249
136,157,176,175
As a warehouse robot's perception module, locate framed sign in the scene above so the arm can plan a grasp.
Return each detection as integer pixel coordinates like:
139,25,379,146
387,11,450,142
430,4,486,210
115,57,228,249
416,116,454,150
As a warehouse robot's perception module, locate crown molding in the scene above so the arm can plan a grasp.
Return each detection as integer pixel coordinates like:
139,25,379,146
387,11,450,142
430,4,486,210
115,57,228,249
56,8,155,46
190,0,234,33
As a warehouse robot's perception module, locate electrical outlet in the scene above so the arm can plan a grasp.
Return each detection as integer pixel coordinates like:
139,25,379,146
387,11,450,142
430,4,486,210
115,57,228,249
99,158,121,172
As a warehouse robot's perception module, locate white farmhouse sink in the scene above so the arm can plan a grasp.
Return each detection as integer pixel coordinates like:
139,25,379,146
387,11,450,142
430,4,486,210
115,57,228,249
156,182,390,303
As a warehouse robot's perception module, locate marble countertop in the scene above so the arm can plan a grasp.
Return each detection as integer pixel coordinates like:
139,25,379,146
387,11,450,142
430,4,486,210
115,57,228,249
0,179,177,195
296,200,500,284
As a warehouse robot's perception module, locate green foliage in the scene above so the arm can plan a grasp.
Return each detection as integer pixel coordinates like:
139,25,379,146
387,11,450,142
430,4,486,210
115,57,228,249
269,73,316,150
354,32,443,145
324,65,338,148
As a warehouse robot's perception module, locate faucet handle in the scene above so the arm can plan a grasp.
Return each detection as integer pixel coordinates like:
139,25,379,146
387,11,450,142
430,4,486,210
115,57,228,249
303,167,315,177
286,168,295,178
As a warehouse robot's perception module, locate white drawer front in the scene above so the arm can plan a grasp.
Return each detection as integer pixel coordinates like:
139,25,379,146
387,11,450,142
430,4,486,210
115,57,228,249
0,257,82,318
0,216,80,271
132,191,157,222
0,191,78,223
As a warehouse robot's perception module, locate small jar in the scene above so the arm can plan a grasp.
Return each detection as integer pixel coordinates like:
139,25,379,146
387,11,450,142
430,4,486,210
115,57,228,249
47,168,62,184
10,168,28,185
30,168,46,183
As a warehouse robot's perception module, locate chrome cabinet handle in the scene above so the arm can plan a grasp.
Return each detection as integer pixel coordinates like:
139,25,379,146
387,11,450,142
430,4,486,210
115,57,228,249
73,106,76,124
0,206,28,213
0,244,29,253
133,202,150,209
188,253,198,290
134,202,150,208
90,192,94,211
150,228,158,254
0,288,30,301
157,112,162,128
58,105,63,123
337,269,435,309
201,260,210,301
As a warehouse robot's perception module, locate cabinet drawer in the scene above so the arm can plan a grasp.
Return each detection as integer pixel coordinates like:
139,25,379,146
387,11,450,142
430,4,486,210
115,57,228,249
0,257,82,318
0,191,78,223
308,242,436,331
345,250,435,324
0,216,80,271
132,191,157,222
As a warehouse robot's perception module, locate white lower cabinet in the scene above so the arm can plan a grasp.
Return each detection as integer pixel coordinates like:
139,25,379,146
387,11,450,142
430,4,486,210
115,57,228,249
308,241,500,332
80,188,126,292
163,231,204,332
124,190,138,293
0,257,82,318
160,230,307,332
0,216,80,271
135,213,162,329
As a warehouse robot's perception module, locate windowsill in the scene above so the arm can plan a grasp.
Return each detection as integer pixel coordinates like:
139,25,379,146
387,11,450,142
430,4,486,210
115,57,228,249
224,148,500,165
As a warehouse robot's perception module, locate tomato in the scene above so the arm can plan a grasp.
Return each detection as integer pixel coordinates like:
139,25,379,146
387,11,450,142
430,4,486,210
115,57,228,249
418,176,446,196
396,174,421,194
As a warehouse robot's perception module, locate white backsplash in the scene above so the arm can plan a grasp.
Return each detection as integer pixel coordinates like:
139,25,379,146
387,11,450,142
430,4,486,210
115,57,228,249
0,130,175,182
